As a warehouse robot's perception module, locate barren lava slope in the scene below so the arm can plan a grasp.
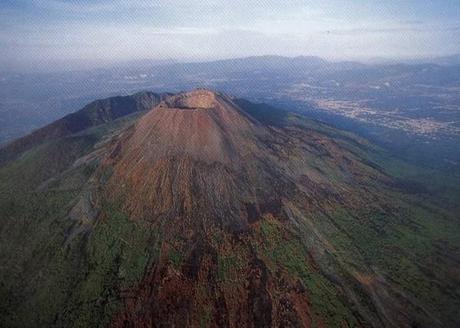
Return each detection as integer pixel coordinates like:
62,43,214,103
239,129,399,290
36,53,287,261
0,90,459,328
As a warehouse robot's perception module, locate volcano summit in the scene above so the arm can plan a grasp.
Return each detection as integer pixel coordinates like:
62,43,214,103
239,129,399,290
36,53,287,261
0,90,458,328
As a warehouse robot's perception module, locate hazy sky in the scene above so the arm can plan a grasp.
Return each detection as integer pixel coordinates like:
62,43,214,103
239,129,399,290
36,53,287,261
1,0,459,71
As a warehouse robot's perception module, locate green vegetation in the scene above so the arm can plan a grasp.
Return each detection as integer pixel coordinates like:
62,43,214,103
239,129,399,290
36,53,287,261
169,248,185,269
0,115,155,327
217,255,243,282
320,201,460,326
53,200,157,328
255,219,361,327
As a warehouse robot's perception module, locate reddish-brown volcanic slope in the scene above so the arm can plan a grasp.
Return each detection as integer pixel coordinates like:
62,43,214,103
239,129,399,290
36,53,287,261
106,89,376,231
101,90,419,327
124,89,264,165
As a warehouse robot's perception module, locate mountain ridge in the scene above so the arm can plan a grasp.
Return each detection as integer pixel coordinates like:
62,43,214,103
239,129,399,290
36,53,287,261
0,91,171,163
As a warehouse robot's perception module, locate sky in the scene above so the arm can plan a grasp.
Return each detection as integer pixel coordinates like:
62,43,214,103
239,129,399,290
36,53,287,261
1,0,459,71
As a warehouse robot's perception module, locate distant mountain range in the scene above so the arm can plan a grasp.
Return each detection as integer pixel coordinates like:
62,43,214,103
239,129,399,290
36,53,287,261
405,54,460,66
1,89,459,327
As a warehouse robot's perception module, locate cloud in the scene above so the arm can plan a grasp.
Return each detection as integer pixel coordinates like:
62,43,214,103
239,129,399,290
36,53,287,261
1,0,459,70
29,0,163,13
325,25,457,35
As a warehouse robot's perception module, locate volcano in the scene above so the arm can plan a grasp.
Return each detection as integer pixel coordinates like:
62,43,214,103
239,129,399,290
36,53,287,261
0,90,458,328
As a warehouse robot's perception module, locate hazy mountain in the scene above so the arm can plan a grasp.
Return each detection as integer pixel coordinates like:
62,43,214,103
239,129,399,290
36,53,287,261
1,90,458,327
410,54,460,66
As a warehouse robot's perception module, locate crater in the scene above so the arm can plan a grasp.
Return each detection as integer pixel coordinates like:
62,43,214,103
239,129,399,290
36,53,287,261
163,89,217,109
